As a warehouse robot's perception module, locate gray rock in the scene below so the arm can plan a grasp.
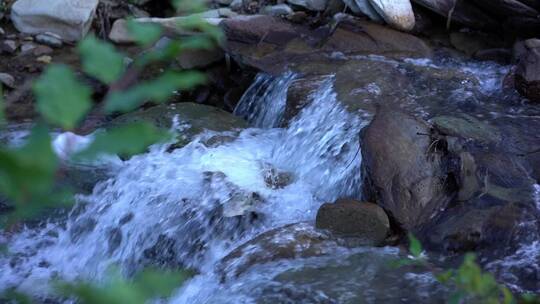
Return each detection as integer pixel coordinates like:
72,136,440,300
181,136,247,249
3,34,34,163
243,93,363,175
20,42,37,53
368,0,415,31
361,108,455,231
262,4,294,16
35,32,63,48
10,0,99,41
0,27,5,36
316,199,390,245
0,73,15,89
1,40,18,54
287,0,328,11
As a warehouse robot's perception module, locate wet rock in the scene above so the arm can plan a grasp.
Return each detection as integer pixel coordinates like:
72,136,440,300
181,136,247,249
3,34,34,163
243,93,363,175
262,4,294,16
473,48,512,64
411,0,497,30
261,163,294,189
361,108,456,231
368,0,416,31
35,32,63,48
449,32,502,57
514,39,540,102
221,15,431,73
265,249,448,303
108,103,247,150
11,0,99,41
315,199,390,245
1,40,18,54
218,222,339,279
0,73,16,89
430,114,501,144
142,234,180,269
287,0,328,11
422,200,538,253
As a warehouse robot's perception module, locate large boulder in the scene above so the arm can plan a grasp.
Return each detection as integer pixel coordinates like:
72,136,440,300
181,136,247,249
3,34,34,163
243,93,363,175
361,108,456,231
221,15,431,74
514,39,540,102
368,0,416,31
11,0,99,41
315,199,390,245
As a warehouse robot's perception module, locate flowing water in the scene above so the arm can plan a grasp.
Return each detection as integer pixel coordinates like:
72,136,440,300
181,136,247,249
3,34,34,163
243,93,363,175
1,55,539,302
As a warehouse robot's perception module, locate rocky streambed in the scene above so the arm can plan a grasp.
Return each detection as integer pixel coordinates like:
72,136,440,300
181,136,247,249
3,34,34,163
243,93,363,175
1,0,540,303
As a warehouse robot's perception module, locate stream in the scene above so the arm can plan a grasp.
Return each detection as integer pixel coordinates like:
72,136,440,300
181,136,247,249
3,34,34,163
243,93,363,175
0,54,539,303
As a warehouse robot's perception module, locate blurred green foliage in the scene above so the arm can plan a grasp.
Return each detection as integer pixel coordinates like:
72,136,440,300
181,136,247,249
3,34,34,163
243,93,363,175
405,234,539,304
0,0,219,302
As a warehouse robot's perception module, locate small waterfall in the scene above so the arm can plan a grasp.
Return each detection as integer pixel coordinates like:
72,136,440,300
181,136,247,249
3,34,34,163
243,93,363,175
233,72,296,128
0,73,365,302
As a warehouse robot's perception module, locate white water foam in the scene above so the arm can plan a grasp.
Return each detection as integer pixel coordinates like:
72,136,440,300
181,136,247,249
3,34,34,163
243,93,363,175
0,75,365,302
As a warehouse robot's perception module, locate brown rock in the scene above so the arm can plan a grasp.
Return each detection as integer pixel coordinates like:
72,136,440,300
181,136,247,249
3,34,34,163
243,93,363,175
315,199,390,245
361,108,456,231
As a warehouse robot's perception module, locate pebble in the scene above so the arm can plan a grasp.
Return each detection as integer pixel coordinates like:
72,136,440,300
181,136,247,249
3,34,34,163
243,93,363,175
36,32,63,48
0,73,16,89
1,40,18,54
33,45,54,56
20,42,37,53
36,55,52,64
0,27,4,36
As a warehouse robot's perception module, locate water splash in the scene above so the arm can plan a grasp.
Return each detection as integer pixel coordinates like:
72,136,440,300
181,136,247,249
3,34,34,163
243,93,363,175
0,74,365,302
234,72,296,128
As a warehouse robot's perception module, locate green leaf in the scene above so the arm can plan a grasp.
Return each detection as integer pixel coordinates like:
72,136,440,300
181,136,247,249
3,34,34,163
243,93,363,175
0,124,72,224
56,268,192,304
76,122,169,159
435,270,454,284
408,233,423,258
0,86,5,124
105,71,206,113
172,0,207,13
1,289,33,304
127,20,163,46
34,65,92,129
0,124,57,202
448,291,466,304
78,35,125,84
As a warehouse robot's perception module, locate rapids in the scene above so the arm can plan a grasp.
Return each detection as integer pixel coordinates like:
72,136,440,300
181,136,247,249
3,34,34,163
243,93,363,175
1,55,539,302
